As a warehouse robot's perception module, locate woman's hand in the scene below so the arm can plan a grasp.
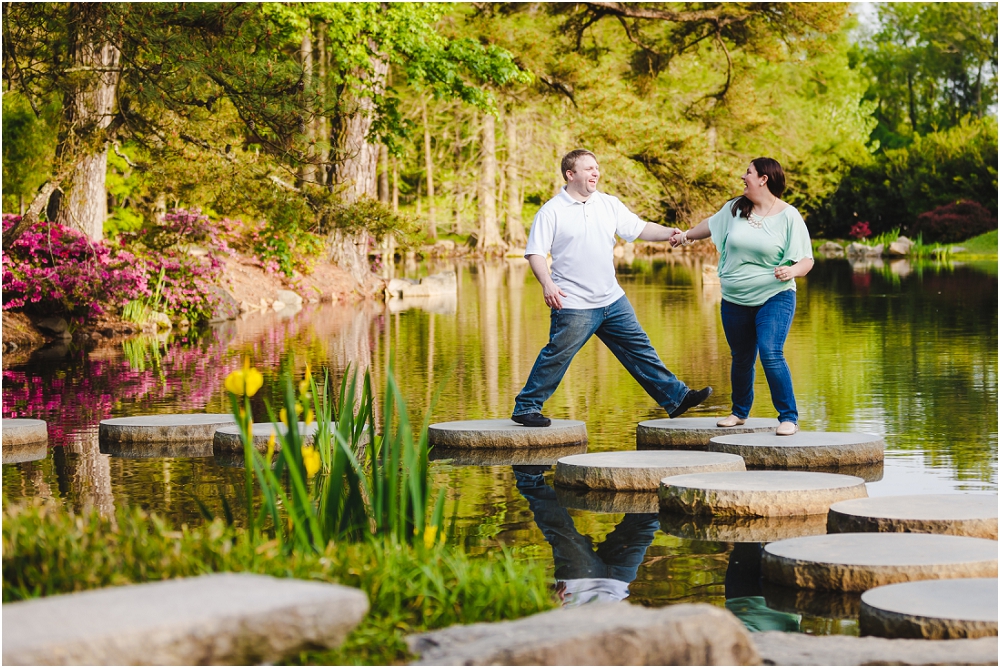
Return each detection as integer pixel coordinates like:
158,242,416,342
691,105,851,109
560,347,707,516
774,266,793,281
775,257,814,282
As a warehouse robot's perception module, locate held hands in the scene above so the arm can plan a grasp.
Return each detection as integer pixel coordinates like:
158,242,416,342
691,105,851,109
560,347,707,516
669,229,689,248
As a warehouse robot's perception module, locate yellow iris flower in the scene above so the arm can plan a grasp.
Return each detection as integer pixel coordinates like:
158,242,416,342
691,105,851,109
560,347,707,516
302,445,321,477
225,357,263,397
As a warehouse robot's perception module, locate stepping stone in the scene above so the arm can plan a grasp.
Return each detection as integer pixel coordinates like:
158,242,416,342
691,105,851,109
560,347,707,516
762,533,999,592
860,578,998,639
2,572,369,665
659,512,827,543
99,414,235,443
427,419,586,449
762,582,861,619
2,441,47,465
752,631,999,667
430,444,586,467
659,470,867,517
556,488,660,514
555,450,745,491
2,418,48,446
213,422,331,453
99,441,214,459
636,417,778,450
828,494,998,540
407,601,760,666
706,431,885,468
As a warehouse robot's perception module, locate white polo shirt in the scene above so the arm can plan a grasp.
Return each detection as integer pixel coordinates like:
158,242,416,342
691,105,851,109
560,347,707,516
525,188,646,309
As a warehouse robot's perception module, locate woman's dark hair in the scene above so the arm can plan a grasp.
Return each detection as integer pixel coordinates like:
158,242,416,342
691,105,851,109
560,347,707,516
730,157,786,219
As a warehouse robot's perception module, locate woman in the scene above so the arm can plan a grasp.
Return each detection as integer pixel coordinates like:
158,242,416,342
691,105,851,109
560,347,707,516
672,158,813,435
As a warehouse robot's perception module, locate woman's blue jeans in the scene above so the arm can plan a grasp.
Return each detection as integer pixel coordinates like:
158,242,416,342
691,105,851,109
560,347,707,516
720,290,798,424
513,295,690,416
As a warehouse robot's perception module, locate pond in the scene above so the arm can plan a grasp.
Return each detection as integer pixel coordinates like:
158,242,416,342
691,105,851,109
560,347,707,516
4,254,997,637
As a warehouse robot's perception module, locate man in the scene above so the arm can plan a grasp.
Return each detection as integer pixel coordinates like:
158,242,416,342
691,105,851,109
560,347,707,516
511,149,712,427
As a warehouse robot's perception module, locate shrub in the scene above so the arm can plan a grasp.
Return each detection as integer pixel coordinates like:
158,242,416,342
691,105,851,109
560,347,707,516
2,500,555,665
1,214,149,317
911,200,998,244
120,208,232,322
849,221,872,239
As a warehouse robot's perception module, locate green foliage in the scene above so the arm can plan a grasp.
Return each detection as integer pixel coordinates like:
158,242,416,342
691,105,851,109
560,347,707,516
806,117,998,238
853,2,998,146
226,363,448,554
2,500,555,664
1,93,59,212
952,229,998,256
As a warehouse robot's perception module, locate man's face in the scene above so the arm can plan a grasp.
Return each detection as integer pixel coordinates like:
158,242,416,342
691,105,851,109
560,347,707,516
566,155,600,197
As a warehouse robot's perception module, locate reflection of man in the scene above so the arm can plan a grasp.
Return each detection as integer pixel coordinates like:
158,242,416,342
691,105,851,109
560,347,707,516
725,542,800,632
511,150,711,427
513,465,659,607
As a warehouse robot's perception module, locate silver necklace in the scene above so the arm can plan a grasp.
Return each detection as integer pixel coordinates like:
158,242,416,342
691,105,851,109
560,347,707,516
747,197,777,229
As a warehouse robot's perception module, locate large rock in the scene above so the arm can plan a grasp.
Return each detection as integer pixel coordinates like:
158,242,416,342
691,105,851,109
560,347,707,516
886,235,915,257
406,602,761,666
860,578,998,640
554,450,745,491
208,286,241,323
35,316,69,336
636,417,778,450
706,431,885,468
275,289,303,307
816,242,845,258
2,573,369,666
751,631,998,666
99,414,235,443
846,242,884,258
827,494,998,539
2,418,48,446
427,419,587,449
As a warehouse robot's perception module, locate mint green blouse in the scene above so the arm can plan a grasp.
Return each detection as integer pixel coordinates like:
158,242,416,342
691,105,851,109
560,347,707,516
708,202,813,307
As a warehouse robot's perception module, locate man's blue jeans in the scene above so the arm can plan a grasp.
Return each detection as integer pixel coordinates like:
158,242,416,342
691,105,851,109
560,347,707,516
513,295,690,416
719,290,798,423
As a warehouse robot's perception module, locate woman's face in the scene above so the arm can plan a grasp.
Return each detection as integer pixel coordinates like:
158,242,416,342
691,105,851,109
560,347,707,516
742,163,769,199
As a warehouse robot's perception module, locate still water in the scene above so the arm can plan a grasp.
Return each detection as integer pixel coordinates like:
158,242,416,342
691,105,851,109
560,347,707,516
4,254,997,636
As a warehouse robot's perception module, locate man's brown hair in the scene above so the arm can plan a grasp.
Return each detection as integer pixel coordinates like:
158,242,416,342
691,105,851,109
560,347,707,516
561,149,597,181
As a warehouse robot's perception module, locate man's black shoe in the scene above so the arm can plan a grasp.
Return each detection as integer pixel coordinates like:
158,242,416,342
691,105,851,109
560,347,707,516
669,387,713,419
511,412,552,427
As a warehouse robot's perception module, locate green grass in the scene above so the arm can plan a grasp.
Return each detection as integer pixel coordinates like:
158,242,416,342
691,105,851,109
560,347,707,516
2,500,555,665
951,229,998,256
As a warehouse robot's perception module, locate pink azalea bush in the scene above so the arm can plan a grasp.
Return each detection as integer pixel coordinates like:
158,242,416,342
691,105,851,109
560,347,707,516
849,220,872,240
2,214,150,317
120,208,235,322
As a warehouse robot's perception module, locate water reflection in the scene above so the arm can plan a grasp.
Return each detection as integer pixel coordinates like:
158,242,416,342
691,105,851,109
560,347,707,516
2,255,996,636
513,465,658,607
724,543,801,632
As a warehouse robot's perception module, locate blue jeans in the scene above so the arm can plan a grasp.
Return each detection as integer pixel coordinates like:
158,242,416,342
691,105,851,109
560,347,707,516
513,296,690,416
720,290,798,423
513,468,659,583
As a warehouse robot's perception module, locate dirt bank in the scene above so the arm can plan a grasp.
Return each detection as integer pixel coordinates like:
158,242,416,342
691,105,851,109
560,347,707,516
1,253,384,357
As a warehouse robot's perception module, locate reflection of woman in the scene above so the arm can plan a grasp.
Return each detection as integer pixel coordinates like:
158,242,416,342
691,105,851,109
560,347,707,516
672,158,813,435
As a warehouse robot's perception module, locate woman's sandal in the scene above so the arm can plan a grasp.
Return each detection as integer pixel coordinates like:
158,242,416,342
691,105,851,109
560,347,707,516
716,415,747,427
776,421,798,436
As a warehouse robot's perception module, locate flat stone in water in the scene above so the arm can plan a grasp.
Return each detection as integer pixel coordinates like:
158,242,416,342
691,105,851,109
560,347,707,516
636,417,778,450
555,450,745,491
430,443,586,467
556,488,660,514
752,631,999,667
427,419,587,449
100,440,214,459
213,422,330,453
659,512,827,543
2,440,47,465
828,494,998,540
762,533,999,592
860,578,999,639
659,470,867,517
2,418,48,446
99,414,235,443
2,572,369,665
707,431,885,468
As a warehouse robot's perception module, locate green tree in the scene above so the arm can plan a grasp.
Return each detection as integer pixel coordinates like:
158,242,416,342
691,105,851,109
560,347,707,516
854,2,998,148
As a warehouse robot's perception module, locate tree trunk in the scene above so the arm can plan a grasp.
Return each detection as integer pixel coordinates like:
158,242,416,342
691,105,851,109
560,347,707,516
452,118,463,235
298,24,316,187
392,157,399,212
329,48,388,285
378,144,390,204
54,4,121,241
504,109,527,247
421,93,437,240
478,113,505,253
316,23,329,186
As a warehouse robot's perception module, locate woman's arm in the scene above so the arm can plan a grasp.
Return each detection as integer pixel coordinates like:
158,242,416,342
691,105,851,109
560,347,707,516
669,218,711,246
775,257,814,282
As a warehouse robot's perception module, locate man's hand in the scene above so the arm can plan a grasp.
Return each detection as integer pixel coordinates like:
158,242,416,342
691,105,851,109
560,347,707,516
543,282,568,310
669,230,686,247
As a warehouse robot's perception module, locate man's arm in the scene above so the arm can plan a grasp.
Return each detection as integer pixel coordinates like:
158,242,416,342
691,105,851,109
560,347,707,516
527,254,567,310
637,222,683,242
